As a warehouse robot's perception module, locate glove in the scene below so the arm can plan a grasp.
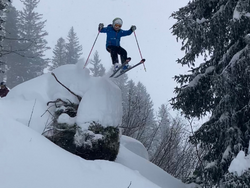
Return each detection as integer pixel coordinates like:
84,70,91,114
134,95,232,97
98,23,104,31
130,25,136,32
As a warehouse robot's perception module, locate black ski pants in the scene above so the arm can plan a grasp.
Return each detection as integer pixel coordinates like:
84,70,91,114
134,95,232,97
107,45,128,65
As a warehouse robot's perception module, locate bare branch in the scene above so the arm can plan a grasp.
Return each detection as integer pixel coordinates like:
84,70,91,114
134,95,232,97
41,108,54,118
51,72,82,102
127,181,132,188
47,98,68,106
188,119,204,170
28,99,37,127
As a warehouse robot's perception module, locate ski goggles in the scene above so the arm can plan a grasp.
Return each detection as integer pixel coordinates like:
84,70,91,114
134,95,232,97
114,24,122,28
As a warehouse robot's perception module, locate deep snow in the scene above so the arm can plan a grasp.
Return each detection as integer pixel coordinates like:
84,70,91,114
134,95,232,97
0,62,188,188
0,62,247,188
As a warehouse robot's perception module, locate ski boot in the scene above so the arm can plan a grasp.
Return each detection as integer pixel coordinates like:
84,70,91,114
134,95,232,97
120,58,131,73
113,63,121,72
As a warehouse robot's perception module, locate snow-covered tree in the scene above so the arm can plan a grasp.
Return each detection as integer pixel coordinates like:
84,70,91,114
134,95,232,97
150,105,196,181
171,0,250,186
17,0,49,83
157,104,171,136
121,81,156,152
0,0,10,48
223,170,250,188
1,4,21,88
112,70,129,117
66,27,82,64
0,0,10,79
2,4,19,54
49,37,67,70
89,51,105,77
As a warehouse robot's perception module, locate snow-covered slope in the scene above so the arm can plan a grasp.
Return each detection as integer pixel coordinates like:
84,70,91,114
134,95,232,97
0,116,160,188
116,144,186,188
120,135,149,160
0,63,190,188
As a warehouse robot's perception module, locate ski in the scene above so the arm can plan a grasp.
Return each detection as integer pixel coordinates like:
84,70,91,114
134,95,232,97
114,59,145,78
109,58,131,78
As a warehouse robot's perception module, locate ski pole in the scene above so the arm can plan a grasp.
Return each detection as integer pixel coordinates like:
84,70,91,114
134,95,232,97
83,31,100,69
134,31,146,71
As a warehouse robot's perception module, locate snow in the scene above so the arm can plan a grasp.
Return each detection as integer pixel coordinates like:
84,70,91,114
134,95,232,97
228,150,250,176
76,74,122,130
223,48,244,73
57,113,76,125
222,146,231,162
233,1,250,20
0,116,158,188
116,145,186,188
120,135,149,160
0,63,193,188
249,140,250,155
205,161,216,169
187,66,215,88
233,3,241,20
196,18,206,24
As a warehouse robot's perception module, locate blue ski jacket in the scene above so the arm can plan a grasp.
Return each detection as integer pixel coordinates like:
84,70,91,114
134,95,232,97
100,24,133,48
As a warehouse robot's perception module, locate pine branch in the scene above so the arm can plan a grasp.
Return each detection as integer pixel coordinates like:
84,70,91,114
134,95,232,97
1,39,37,58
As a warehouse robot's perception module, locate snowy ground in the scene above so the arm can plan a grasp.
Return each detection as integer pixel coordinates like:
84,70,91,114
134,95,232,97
3,62,248,188
0,116,160,188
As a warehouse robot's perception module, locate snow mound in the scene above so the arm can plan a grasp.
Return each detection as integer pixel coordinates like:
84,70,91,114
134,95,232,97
1,63,123,133
116,144,187,188
120,135,149,160
0,63,191,188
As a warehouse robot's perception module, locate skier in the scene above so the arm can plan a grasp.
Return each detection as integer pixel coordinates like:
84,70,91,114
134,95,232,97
98,18,136,72
0,82,9,98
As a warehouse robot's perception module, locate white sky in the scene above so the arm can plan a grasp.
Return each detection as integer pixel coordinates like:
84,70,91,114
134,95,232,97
12,0,190,114
0,59,248,188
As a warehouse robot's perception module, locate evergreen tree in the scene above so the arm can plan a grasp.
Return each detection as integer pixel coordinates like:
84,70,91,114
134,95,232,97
149,104,171,161
17,0,49,84
0,0,10,48
157,104,171,135
122,81,156,152
49,37,67,70
2,4,19,54
1,4,21,88
223,170,250,188
121,79,139,136
112,69,129,111
171,0,250,186
66,27,82,64
89,51,105,77
0,0,10,79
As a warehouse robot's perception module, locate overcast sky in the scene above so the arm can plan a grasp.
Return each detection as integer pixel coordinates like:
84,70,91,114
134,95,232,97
12,0,190,115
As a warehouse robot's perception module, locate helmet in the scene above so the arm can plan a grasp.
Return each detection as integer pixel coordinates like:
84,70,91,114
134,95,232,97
112,17,123,27
0,82,5,86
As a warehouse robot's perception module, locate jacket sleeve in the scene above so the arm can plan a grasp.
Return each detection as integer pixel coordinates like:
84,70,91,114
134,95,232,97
100,27,108,33
120,29,133,37
100,24,112,33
